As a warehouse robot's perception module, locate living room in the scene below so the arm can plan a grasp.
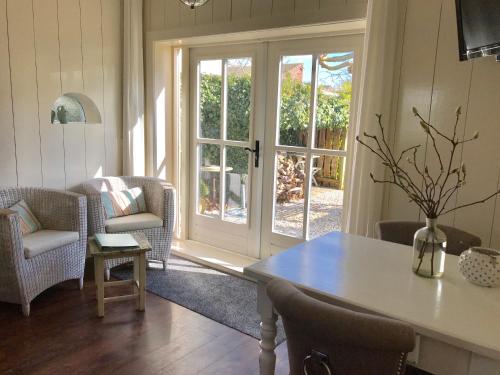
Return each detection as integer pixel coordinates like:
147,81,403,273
1,0,500,374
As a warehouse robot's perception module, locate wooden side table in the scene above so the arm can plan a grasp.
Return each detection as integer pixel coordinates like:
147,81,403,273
88,233,152,317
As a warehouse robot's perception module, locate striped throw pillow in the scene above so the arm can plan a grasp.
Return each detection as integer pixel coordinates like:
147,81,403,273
9,200,42,235
101,187,147,219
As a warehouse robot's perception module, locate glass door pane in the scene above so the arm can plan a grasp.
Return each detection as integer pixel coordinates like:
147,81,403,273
199,59,222,139
227,58,252,142
314,52,353,151
307,155,345,239
278,55,313,147
273,151,306,237
198,144,221,217
224,146,249,224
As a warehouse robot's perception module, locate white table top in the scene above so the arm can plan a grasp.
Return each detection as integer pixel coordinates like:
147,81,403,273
244,232,500,361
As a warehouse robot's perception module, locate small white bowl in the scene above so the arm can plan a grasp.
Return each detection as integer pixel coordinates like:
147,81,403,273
458,247,500,287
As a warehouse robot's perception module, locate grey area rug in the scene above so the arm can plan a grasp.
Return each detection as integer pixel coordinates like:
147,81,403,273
111,255,285,343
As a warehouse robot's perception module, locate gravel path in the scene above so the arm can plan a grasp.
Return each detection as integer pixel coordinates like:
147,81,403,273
274,187,344,239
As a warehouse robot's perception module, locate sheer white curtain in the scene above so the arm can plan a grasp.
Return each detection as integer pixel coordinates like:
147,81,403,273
345,0,405,236
123,0,145,176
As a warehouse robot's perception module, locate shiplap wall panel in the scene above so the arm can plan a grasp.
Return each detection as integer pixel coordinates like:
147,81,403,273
384,0,500,248
195,2,212,25
165,0,181,29
180,4,196,27
0,0,121,189
231,0,251,20
272,0,294,16
251,0,271,18
0,0,17,187
149,0,165,31
211,0,231,24
33,0,66,189
7,0,43,187
58,0,88,188
454,57,500,245
146,0,367,35
102,0,122,177
296,0,319,12
425,0,472,227
81,0,106,179
385,0,442,222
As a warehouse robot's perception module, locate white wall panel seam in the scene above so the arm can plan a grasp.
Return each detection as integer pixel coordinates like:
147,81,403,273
4,0,18,186
31,0,44,187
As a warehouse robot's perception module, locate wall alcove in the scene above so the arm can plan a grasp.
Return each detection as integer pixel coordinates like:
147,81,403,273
51,93,101,124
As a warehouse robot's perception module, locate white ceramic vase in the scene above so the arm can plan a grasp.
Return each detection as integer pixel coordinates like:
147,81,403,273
458,247,500,287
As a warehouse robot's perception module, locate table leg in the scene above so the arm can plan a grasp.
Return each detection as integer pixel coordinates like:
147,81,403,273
138,253,146,311
257,281,278,375
94,257,105,317
133,255,140,310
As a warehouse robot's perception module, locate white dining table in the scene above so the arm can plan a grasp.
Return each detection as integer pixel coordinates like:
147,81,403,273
243,232,500,375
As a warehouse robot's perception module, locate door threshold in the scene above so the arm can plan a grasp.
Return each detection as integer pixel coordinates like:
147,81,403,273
171,239,258,280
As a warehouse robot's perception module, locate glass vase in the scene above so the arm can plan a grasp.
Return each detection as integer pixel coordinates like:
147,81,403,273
412,218,447,278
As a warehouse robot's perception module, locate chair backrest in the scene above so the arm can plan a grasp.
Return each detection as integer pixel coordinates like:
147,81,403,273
267,279,415,375
375,220,481,256
74,177,133,194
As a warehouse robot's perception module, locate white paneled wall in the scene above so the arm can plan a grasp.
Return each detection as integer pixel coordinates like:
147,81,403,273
144,0,367,35
0,0,122,190
384,0,500,248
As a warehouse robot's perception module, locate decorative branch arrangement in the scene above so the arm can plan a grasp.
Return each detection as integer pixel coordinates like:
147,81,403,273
356,107,500,219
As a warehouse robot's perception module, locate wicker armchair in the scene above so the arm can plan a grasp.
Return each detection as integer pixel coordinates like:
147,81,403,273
73,177,175,279
0,187,87,316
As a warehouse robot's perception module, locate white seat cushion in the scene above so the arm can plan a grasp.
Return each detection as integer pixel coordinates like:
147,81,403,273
24,230,80,259
105,213,163,233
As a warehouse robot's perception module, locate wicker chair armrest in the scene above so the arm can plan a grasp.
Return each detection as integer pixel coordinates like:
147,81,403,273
86,194,106,235
162,185,176,231
0,209,25,266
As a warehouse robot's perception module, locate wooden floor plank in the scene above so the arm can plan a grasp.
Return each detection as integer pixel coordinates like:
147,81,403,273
0,274,290,375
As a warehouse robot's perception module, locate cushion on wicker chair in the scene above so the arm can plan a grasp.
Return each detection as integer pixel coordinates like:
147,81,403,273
105,213,163,233
9,200,42,235
101,187,147,219
23,230,80,259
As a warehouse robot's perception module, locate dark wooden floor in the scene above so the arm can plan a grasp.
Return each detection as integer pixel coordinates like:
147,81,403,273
0,270,289,375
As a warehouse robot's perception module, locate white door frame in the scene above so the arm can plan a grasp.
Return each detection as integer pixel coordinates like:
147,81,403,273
188,43,266,258
260,34,364,258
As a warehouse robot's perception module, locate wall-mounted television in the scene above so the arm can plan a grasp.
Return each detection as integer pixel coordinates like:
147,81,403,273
455,0,500,61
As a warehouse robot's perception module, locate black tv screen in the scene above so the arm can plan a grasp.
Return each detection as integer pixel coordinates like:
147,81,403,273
456,0,500,61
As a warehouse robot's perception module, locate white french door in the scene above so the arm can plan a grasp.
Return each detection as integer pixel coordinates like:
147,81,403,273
187,35,362,259
188,44,266,258
260,35,363,257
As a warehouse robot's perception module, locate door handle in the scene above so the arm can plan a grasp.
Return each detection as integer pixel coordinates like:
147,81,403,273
245,140,260,168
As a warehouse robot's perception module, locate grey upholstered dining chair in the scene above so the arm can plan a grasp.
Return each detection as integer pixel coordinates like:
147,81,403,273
267,279,415,375
375,220,481,256
74,176,175,280
0,187,87,316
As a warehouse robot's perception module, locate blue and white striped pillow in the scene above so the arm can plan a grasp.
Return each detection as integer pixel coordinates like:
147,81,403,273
101,187,147,219
9,200,42,235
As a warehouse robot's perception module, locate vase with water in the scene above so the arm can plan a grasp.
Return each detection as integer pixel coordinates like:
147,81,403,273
412,218,447,278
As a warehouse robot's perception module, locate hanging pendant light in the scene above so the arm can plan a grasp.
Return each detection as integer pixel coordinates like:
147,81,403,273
178,0,210,9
